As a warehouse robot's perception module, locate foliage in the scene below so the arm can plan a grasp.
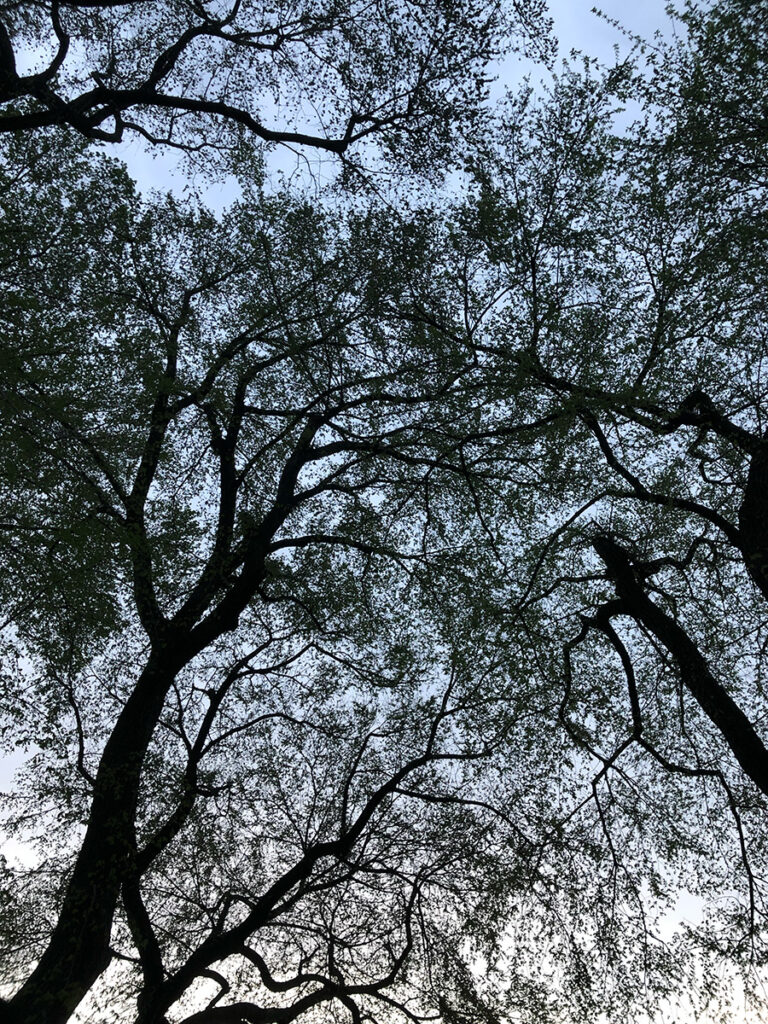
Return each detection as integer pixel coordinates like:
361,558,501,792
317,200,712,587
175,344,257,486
0,0,552,172
1,2,768,1024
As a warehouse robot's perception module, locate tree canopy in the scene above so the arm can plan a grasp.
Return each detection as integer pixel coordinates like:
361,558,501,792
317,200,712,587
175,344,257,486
1,2,768,1023
0,0,551,167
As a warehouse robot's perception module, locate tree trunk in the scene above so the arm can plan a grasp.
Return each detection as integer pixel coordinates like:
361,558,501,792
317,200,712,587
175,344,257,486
738,442,768,601
6,647,179,1024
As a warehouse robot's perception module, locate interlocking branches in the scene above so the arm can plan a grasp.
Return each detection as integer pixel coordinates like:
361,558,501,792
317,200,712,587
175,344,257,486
0,0,547,165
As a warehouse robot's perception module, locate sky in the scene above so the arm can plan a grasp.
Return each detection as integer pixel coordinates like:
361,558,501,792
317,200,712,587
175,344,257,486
4,3,753,1022
2,0,721,1011
10,0,676,205
548,0,672,59
111,0,676,204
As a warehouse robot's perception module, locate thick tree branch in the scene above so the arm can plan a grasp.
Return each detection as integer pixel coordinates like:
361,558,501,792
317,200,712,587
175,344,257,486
594,534,768,797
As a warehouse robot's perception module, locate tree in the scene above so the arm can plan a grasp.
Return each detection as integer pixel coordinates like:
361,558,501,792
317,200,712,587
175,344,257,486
3,2,768,1023
0,0,551,169
0,126,597,1024
453,0,768,997
0,6,558,1018
0,90,696,1024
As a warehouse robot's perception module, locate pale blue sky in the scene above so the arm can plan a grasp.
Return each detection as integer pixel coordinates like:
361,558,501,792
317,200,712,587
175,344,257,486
114,0,675,201
0,2,734,1013
549,0,672,60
